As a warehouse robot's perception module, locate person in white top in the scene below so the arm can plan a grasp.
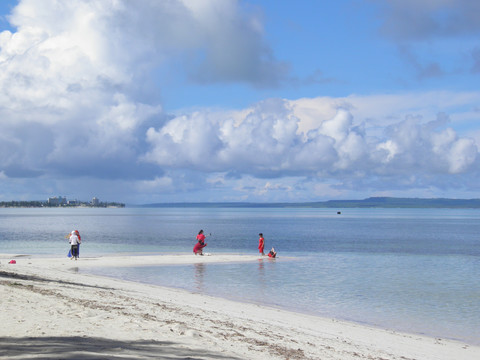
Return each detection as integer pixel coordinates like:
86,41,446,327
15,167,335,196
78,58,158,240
68,230,81,260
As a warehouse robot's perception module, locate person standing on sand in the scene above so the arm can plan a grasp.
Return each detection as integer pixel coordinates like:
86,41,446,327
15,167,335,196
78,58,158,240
193,229,208,255
68,230,81,260
74,230,81,258
258,233,265,256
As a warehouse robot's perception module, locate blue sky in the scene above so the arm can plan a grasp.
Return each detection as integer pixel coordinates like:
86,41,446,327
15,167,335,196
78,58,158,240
0,0,479,204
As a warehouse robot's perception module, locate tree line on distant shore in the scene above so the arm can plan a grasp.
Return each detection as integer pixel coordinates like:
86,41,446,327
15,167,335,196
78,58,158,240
0,200,125,208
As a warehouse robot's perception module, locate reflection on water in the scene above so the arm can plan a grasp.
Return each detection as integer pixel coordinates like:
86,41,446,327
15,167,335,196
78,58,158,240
194,263,206,291
257,259,265,280
256,259,266,301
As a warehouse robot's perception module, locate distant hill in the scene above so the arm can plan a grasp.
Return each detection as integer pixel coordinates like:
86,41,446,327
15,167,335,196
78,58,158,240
136,197,480,208
320,197,480,208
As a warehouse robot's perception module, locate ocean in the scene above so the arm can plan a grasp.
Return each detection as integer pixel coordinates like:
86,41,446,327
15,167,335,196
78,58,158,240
1,207,479,345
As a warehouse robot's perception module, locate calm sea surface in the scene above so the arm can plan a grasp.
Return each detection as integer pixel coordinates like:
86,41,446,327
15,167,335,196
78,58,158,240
1,207,479,344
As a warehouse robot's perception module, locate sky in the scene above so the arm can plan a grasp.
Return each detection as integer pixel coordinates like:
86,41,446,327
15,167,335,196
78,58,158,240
0,0,479,204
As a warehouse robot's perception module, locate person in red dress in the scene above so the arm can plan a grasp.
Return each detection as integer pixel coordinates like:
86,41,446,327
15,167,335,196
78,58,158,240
258,233,265,256
193,229,208,255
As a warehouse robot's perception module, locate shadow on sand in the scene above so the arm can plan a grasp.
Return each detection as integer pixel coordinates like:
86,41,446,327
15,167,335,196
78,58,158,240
0,270,113,290
0,336,241,360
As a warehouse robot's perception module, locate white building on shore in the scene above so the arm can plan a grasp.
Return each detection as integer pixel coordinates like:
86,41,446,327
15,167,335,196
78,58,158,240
47,196,66,206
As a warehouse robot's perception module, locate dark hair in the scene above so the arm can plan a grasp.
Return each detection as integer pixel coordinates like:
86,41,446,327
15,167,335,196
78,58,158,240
198,230,204,235
259,233,263,237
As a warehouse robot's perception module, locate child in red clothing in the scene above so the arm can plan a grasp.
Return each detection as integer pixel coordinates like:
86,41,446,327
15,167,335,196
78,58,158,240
258,233,265,256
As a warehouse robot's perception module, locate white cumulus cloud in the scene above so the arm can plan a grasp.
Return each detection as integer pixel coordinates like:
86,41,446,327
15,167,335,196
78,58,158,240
0,0,479,203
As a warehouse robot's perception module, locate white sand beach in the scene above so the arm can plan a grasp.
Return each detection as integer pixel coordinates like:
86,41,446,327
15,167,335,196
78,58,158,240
1,253,479,360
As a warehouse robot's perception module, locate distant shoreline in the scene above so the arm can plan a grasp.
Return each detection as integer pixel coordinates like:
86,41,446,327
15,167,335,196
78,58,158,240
0,201,125,208
3,197,480,209
133,197,480,209
0,205,125,208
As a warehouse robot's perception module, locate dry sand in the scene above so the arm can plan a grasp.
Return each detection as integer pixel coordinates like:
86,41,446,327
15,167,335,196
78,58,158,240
1,253,479,360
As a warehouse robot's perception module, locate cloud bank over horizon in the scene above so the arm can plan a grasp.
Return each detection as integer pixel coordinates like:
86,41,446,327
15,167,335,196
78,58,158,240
0,0,479,203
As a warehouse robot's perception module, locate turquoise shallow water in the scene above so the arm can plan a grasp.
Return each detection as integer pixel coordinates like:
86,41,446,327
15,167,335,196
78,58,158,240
1,207,479,344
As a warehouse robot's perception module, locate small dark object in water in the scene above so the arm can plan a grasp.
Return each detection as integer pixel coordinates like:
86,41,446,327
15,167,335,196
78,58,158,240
337,211,341,214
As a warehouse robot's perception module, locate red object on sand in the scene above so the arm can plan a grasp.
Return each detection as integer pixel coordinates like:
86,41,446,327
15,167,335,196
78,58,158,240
8,260,16,264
